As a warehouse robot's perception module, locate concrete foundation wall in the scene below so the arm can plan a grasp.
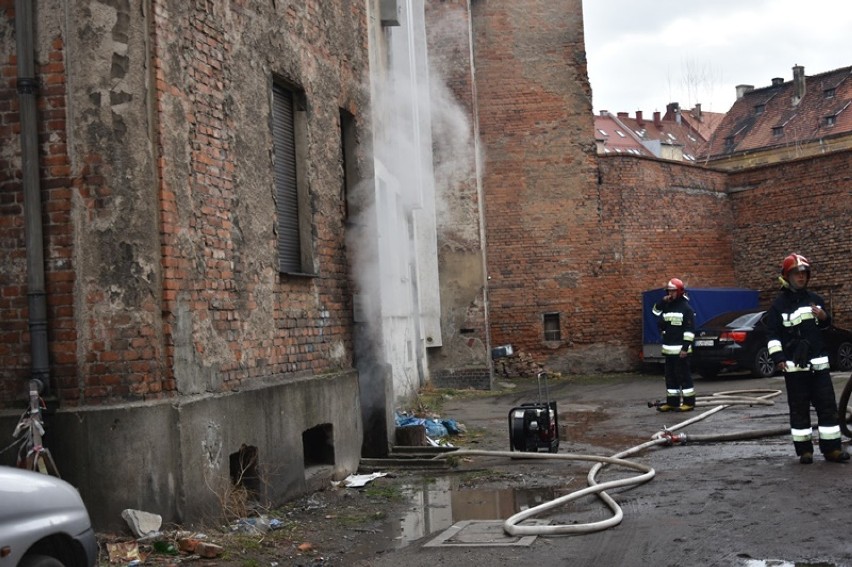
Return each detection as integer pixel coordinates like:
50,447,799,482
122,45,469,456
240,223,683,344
0,370,360,531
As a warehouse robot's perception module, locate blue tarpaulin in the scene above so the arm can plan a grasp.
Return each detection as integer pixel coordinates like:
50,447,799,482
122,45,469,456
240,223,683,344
395,413,459,438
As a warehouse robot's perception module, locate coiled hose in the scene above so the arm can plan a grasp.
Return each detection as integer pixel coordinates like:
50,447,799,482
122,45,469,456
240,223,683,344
436,388,784,537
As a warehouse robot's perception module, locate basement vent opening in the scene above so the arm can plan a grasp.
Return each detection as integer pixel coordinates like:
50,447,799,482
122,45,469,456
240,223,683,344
229,444,261,499
303,423,335,476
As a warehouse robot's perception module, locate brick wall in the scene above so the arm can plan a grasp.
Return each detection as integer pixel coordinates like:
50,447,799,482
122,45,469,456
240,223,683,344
728,151,852,327
424,0,491,384
0,0,370,408
470,0,605,373
0,3,77,404
596,157,733,364
148,1,368,395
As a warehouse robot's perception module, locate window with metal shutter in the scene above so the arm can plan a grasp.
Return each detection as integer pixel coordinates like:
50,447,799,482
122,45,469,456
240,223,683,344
272,83,301,273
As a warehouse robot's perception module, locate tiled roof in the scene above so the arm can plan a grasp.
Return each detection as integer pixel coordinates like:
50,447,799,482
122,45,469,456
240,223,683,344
594,113,654,157
703,65,852,159
594,106,710,162
670,104,725,142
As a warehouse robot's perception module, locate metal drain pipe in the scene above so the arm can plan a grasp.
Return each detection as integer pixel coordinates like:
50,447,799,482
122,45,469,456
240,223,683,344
15,0,51,395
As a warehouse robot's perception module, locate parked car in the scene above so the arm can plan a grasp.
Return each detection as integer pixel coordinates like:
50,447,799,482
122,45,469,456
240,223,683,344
0,466,97,567
691,309,852,379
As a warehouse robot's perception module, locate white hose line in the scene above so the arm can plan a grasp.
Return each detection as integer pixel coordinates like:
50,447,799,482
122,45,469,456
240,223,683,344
436,388,784,537
440,448,661,535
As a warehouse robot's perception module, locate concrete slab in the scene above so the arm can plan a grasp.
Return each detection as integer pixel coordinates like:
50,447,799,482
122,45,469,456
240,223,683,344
422,519,549,548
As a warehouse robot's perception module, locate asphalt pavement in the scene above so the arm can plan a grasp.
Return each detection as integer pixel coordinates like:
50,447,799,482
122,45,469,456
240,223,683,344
354,370,852,567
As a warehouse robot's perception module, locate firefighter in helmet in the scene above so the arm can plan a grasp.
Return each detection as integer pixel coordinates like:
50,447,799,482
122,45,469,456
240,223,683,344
651,278,696,412
766,253,849,464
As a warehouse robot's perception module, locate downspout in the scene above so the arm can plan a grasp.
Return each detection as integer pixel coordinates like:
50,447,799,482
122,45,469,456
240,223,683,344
15,0,51,396
466,0,494,387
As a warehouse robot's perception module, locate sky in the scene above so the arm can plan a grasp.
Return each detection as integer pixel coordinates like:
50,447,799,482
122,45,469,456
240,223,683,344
582,0,852,116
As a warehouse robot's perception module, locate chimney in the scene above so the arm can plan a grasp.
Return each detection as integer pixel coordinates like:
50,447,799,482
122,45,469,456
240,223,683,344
736,84,754,99
666,102,680,115
771,77,784,86
617,111,628,118
793,64,806,103
693,103,702,120
635,110,644,126
653,111,662,127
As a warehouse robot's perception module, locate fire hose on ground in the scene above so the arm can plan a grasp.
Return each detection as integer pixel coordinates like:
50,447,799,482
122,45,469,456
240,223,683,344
436,388,789,537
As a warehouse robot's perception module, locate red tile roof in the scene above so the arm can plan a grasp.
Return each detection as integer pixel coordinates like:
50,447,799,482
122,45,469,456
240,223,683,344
702,65,852,159
594,106,710,162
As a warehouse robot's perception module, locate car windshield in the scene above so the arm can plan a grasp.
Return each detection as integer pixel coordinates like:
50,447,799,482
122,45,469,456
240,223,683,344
703,311,765,329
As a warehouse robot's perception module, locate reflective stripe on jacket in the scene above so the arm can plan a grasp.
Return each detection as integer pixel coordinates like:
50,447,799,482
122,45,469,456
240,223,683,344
765,286,831,370
652,296,695,356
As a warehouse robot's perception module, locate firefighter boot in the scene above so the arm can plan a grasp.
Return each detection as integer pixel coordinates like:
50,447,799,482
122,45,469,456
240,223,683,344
799,452,813,465
657,395,681,412
679,395,696,412
824,449,850,463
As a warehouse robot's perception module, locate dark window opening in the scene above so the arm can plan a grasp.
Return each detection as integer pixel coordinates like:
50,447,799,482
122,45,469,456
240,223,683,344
543,313,561,341
340,108,356,222
724,136,734,151
272,80,313,275
772,126,783,137
824,88,836,99
824,115,836,127
754,104,765,115
229,444,261,499
303,423,335,469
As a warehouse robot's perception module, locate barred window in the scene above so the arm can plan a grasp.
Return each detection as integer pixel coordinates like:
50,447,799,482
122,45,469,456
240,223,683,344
543,313,561,341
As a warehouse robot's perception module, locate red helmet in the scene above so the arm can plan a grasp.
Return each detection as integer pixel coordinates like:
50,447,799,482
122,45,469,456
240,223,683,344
666,278,685,297
781,253,810,279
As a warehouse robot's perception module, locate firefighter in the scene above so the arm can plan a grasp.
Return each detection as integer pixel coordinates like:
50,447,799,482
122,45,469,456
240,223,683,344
651,278,696,412
766,253,849,464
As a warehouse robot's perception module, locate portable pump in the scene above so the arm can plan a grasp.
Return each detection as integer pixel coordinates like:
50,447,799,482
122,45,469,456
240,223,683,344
508,372,560,453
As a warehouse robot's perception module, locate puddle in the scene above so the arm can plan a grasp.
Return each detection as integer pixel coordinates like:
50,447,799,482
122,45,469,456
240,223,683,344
393,476,562,548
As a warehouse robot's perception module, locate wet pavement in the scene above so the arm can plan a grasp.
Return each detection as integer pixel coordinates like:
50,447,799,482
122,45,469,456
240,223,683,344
352,370,852,567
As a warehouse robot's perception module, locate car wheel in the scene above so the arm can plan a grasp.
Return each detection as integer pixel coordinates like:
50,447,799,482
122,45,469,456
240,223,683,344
751,347,775,378
834,341,852,372
19,555,65,567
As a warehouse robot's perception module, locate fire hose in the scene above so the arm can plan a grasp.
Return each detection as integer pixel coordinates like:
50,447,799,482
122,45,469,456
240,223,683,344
436,388,784,537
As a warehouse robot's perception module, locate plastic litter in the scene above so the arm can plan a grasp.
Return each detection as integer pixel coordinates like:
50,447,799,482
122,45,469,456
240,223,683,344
334,472,388,488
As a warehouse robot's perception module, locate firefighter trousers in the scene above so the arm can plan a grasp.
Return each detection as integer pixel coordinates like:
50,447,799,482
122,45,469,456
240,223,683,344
663,355,694,406
784,368,842,456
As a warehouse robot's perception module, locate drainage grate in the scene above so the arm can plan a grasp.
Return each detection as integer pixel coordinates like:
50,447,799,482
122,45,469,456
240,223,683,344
423,519,549,548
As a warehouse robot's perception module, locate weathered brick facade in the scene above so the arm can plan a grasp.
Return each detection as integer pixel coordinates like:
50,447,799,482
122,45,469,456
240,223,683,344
468,0,605,373
1,1,367,408
433,0,851,374
1,0,850,529
0,3,77,404
2,0,370,528
423,0,491,386
728,151,852,327
595,156,734,366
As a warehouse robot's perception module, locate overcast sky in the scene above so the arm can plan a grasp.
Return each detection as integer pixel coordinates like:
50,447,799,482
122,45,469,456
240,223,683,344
582,0,852,115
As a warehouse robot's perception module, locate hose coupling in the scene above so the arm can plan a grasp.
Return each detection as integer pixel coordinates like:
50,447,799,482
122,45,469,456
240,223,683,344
660,428,687,445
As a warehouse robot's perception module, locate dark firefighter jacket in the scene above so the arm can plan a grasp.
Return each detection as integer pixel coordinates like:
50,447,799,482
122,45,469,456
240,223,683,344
766,286,831,371
651,296,695,356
